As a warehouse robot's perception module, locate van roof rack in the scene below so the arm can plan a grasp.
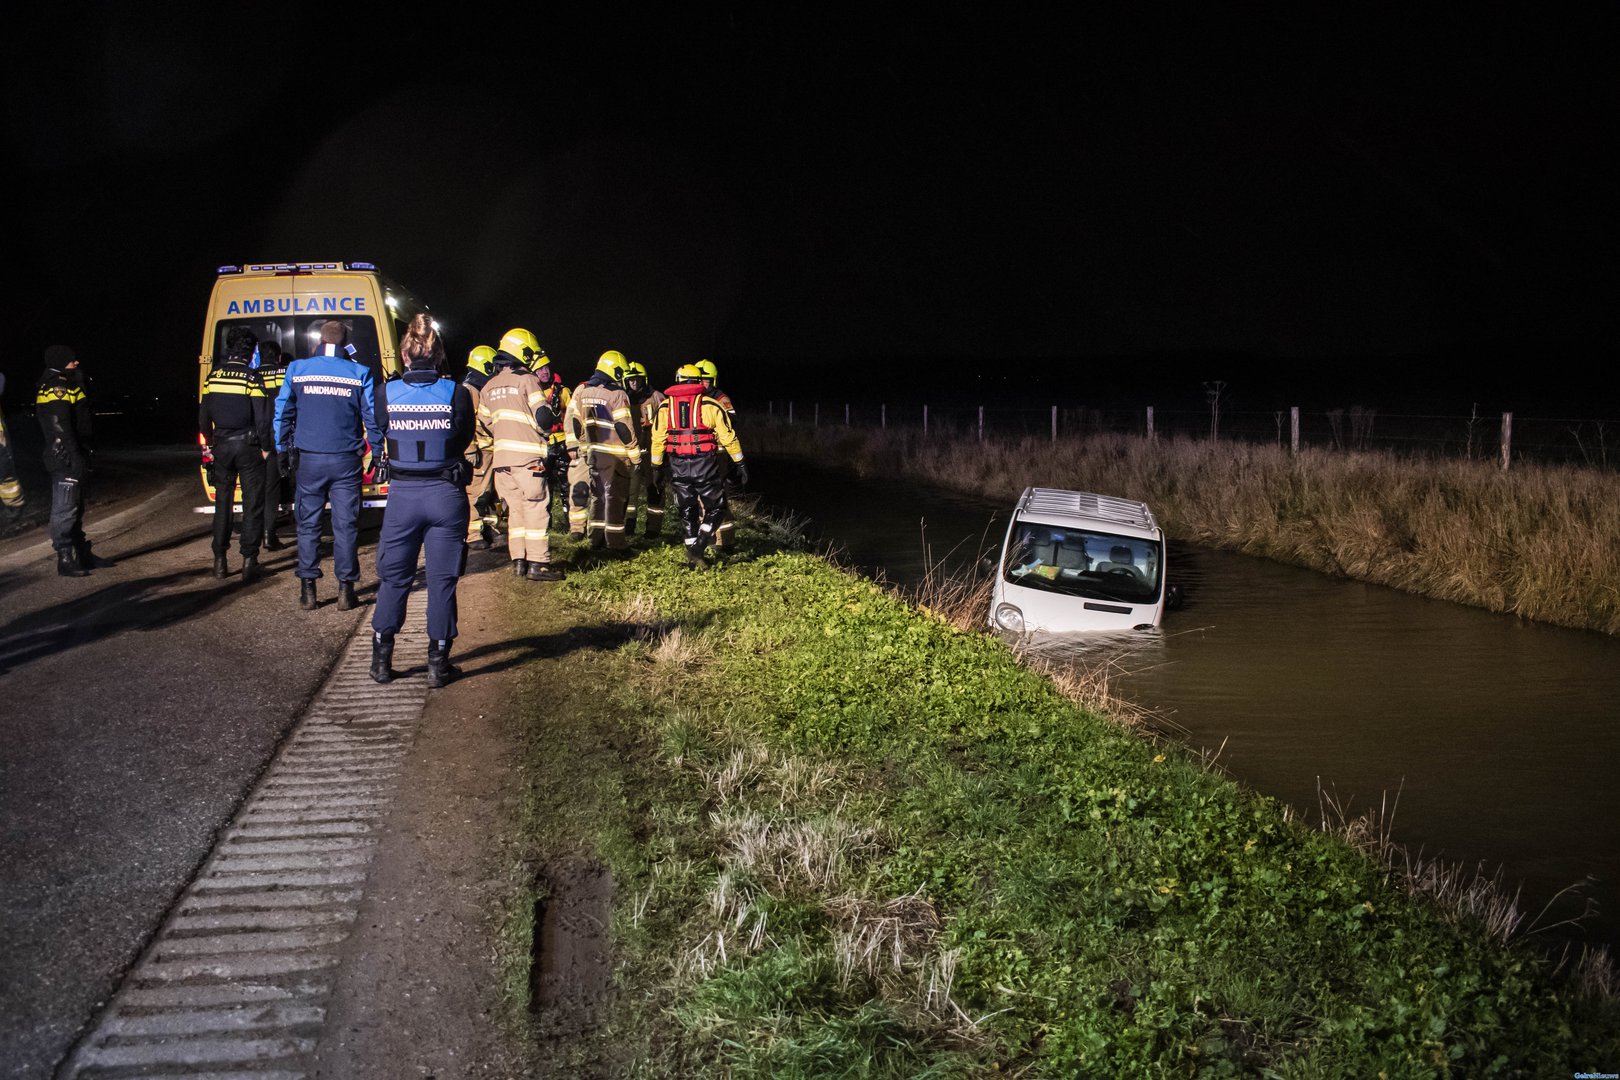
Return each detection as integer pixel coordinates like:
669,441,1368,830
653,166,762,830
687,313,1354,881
1018,487,1156,530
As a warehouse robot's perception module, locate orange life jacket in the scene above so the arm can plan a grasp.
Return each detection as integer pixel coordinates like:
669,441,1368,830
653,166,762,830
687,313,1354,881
663,382,719,456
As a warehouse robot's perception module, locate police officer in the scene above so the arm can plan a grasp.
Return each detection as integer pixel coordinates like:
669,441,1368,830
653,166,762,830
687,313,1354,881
274,319,381,611
200,327,274,582
695,359,739,552
478,328,563,580
568,351,643,552
0,372,24,512
369,339,477,688
461,345,498,549
36,345,107,576
651,364,746,569
623,361,665,538
253,340,291,550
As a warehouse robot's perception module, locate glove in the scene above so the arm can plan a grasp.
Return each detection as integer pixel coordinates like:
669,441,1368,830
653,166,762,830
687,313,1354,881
287,448,300,476
733,460,749,490
373,456,388,485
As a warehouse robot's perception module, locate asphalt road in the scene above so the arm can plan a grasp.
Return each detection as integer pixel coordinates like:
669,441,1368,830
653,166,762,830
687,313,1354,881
0,447,376,1079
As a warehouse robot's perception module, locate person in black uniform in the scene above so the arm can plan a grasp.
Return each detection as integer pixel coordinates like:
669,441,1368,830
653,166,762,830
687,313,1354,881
35,345,107,577
369,343,476,688
253,340,291,550
200,327,274,582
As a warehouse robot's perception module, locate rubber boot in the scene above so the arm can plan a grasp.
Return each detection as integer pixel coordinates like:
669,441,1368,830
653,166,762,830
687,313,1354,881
299,579,318,610
370,632,394,684
527,562,564,581
426,639,459,689
241,555,260,585
57,548,90,577
336,581,358,610
213,554,229,579
512,558,529,578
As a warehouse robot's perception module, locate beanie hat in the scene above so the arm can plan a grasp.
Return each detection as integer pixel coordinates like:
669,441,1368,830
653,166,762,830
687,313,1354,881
44,344,77,369
320,320,347,345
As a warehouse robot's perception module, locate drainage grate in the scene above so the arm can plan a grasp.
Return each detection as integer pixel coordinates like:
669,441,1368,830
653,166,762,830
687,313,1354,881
58,599,433,1080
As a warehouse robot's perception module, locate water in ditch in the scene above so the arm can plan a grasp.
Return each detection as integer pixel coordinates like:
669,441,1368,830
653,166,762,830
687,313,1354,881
751,454,1620,949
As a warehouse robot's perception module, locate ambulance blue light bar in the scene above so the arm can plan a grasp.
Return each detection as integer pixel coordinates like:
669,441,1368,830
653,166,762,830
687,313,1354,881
217,265,244,275
345,261,378,271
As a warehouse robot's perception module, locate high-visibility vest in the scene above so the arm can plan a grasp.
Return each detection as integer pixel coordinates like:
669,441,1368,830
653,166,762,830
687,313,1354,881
383,375,458,473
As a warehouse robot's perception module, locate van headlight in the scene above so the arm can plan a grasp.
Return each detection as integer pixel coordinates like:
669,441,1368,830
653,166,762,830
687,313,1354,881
993,603,1025,632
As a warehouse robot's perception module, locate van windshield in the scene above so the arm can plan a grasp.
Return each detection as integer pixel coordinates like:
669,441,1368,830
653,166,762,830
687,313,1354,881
1003,522,1163,604
210,316,384,380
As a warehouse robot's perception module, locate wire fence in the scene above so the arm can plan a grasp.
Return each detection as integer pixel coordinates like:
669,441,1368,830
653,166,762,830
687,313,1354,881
756,401,1620,471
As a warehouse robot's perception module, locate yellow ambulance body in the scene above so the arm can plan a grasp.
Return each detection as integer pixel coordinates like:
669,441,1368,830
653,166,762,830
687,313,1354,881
197,261,434,510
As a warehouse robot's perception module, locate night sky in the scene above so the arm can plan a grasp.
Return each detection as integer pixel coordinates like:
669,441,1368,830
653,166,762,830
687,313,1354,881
3,5,1615,428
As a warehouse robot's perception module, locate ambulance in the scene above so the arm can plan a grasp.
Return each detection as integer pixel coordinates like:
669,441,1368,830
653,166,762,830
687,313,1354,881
196,261,437,511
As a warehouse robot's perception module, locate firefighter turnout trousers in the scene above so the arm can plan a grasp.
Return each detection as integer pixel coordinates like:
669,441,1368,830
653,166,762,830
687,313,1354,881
466,452,495,542
373,477,467,644
212,436,267,558
626,458,664,535
295,450,363,582
588,452,633,549
494,466,551,564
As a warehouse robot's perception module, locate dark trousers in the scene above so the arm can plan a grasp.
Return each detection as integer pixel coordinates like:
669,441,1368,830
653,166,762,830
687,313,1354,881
295,450,362,582
264,452,288,538
668,455,729,554
212,438,266,558
48,473,86,553
372,477,467,643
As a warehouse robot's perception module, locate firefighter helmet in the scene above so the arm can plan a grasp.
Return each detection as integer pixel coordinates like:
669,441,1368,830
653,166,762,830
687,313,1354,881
695,358,718,386
595,350,627,383
499,328,546,366
675,363,704,383
467,345,496,375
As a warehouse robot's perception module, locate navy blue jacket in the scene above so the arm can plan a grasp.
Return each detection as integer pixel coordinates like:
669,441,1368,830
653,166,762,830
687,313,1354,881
274,347,381,455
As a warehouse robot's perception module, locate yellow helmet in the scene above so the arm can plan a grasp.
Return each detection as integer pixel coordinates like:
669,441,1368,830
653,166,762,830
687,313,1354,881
498,327,546,367
595,349,627,382
695,359,718,385
625,361,648,380
467,345,496,375
675,363,704,383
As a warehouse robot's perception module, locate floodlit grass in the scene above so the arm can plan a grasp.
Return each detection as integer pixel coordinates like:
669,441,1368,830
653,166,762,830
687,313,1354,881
752,422,1620,635
500,521,1620,1077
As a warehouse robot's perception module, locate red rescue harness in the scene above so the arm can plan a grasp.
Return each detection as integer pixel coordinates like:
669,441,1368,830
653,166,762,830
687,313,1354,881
663,382,718,456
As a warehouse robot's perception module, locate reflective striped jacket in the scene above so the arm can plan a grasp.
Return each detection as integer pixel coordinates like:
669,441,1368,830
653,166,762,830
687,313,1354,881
199,360,272,447
478,365,554,469
567,376,642,465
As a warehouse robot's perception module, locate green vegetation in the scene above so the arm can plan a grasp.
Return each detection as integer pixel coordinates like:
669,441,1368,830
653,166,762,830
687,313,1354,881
751,422,1620,635
499,521,1619,1077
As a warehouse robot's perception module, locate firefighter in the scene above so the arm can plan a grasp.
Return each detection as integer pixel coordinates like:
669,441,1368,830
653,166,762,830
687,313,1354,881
623,360,665,537
694,359,738,551
0,372,23,512
36,345,107,576
478,328,564,581
561,370,592,540
253,341,290,550
461,345,498,549
651,364,747,569
369,336,477,688
200,327,274,583
568,351,642,551
541,368,572,532
274,319,381,611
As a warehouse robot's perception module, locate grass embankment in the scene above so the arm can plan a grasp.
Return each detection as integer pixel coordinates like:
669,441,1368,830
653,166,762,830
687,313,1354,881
751,423,1620,635
497,522,1618,1078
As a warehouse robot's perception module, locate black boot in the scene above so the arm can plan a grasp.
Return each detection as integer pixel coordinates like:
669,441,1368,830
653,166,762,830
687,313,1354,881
370,632,394,684
213,554,229,579
241,555,260,584
336,581,358,610
57,548,90,577
512,558,529,577
299,579,318,610
527,561,564,581
265,533,285,551
426,639,459,689
77,541,114,569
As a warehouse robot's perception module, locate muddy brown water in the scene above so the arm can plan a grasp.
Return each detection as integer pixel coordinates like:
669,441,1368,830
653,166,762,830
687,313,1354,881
752,455,1620,949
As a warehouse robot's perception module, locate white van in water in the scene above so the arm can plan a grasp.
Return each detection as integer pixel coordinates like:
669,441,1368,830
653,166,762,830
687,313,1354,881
989,487,1173,633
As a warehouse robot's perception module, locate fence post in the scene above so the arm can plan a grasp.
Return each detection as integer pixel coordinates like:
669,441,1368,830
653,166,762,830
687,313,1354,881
814,402,819,428
1501,412,1513,471
1146,405,1155,442
881,404,887,430
978,405,984,442
1051,405,1058,443
1291,406,1300,454
788,401,794,425
769,400,774,417
845,403,850,426
923,404,929,438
